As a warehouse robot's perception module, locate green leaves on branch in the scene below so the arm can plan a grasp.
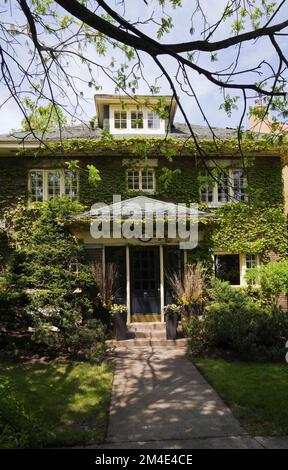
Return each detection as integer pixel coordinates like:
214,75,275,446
219,95,239,118
157,17,174,39
21,98,67,132
159,167,181,190
245,260,288,306
87,165,102,186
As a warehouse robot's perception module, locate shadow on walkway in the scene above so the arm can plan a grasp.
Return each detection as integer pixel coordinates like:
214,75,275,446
106,348,251,446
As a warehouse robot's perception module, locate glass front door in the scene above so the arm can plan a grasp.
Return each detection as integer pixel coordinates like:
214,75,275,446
130,246,160,317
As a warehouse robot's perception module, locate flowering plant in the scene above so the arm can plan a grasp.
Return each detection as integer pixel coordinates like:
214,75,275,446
110,303,127,314
163,304,181,314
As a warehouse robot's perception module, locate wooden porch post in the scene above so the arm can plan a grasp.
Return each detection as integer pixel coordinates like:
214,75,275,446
126,245,131,324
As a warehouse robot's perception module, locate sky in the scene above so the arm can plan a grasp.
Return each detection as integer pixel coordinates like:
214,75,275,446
0,0,287,134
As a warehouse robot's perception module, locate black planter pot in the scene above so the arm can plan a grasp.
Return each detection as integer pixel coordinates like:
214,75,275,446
165,311,178,340
113,311,128,341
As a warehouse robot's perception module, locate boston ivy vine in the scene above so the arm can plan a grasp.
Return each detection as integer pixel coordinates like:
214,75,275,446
0,133,286,266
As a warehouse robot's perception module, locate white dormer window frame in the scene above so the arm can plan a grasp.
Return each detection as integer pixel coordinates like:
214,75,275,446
110,105,165,134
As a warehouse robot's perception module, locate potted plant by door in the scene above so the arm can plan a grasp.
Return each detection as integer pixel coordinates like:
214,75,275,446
166,264,205,321
164,304,181,340
110,304,128,341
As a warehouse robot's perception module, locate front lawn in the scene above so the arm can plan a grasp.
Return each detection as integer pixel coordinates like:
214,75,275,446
0,361,113,448
194,358,288,436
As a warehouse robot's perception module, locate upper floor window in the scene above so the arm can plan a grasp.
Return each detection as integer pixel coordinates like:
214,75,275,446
111,107,164,134
127,169,155,192
131,111,143,129
147,112,160,129
200,169,247,206
232,170,246,202
29,169,78,202
30,171,44,202
47,170,61,199
114,111,127,129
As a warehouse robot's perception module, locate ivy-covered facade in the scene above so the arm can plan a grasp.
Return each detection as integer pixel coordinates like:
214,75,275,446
0,94,287,321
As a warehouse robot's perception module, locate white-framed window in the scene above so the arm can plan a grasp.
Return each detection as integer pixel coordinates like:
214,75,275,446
47,170,61,199
114,111,127,129
232,170,246,202
200,169,247,206
147,112,160,129
213,252,259,286
131,110,144,129
127,169,155,192
245,254,257,270
29,169,78,202
111,106,165,134
30,171,44,202
65,170,78,199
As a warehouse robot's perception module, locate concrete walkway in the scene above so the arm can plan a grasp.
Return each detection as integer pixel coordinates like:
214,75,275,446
103,347,262,449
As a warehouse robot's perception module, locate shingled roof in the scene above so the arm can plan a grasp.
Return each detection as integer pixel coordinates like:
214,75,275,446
0,122,239,143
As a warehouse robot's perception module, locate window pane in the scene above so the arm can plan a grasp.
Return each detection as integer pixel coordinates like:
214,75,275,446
30,171,43,202
141,170,154,190
131,111,143,129
114,111,127,129
201,187,213,203
65,170,78,199
127,171,140,190
148,112,160,129
48,170,61,199
217,172,229,202
232,170,246,202
215,254,240,285
200,171,213,203
246,254,256,269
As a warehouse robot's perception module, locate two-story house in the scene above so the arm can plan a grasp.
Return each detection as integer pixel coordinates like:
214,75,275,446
0,94,287,322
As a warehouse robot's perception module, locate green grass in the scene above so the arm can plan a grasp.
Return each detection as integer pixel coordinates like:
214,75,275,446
0,361,113,447
194,358,288,436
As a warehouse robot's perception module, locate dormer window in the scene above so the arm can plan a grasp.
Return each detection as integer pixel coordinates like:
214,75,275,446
148,112,160,129
114,111,127,129
131,111,143,129
110,106,165,134
95,94,176,135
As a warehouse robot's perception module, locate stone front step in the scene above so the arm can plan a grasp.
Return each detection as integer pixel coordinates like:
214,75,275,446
127,330,167,339
106,338,189,349
128,322,166,339
128,322,166,332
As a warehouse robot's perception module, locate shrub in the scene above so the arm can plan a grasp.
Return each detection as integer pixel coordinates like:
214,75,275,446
68,323,108,363
208,277,251,305
3,198,109,361
0,287,29,324
27,291,109,361
186,279,288,360
245,260,288,306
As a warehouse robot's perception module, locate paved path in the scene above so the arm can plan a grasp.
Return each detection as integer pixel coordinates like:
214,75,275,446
103,348,262,449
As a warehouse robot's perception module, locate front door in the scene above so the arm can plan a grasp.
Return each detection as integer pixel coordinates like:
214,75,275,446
130,246,160,320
